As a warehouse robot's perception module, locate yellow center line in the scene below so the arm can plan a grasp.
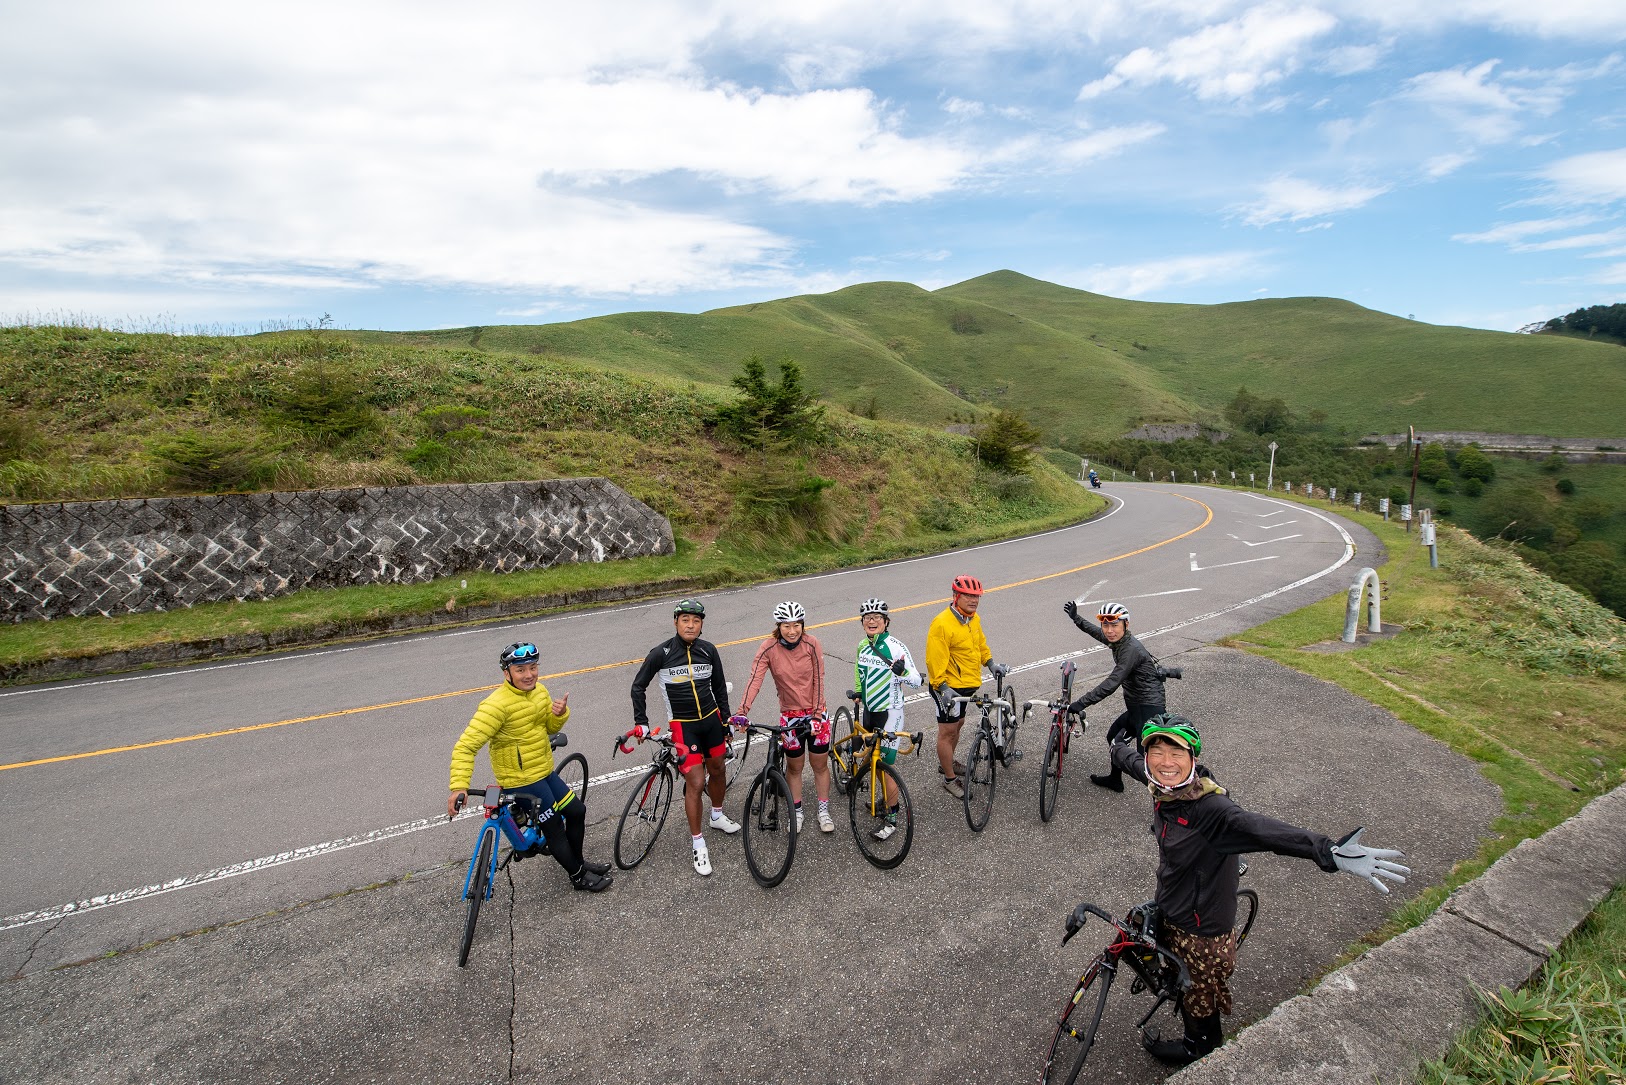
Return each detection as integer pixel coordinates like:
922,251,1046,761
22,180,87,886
3,494,1212,773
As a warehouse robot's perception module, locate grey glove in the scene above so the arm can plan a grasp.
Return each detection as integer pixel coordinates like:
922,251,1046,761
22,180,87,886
1331,827,1411,894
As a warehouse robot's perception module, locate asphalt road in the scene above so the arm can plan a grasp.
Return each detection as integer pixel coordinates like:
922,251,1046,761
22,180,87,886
0,484,1501,1083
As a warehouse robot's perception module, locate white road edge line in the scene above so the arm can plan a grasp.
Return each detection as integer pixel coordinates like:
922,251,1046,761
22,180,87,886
3,489,1351,933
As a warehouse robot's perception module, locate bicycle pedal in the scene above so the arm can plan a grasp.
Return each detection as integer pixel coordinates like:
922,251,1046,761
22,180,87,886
1006,749,1024,762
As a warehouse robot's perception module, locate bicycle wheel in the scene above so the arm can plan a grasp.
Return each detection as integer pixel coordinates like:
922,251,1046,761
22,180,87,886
613,765,673,870
850,760,914,869
828,707,856,795
1039,724,1063,823
725,728,755,790
963,729,997,832
555,752,589,806
1000,686,1020,765
1234,888,1260,949
742,768,797,888
458,824,497,968
1042,960,1113,1085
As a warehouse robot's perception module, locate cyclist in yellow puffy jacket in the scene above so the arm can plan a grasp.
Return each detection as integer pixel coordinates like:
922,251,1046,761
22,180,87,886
925,574,994,799
448,641,612,892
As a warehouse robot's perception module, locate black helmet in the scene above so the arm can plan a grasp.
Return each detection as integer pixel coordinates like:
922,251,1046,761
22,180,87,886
673,598,706,618
499,642,539,668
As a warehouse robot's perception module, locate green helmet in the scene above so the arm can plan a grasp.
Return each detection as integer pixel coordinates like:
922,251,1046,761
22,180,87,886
1140,713,1201,756
673,598,706,618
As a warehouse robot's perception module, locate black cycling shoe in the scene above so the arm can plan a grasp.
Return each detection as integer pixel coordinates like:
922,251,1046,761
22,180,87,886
580,859,612,878
1090,772,1125,792
1141,1030,1198,1065
570,868,613,893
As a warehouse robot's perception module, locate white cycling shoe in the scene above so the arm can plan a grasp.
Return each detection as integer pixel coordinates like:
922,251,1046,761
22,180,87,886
817,808,835,833
709,811,741,835
692,844,712,876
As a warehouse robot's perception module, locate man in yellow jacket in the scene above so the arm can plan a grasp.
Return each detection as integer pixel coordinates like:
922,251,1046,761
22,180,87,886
926,575,993,799
448,641,612,892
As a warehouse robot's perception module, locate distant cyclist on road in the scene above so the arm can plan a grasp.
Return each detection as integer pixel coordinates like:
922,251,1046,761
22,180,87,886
736,601,833,834
926,575,993,799
1062,599,1172,792
448,641,612,893
854,597,922,839
630,598,740,877
1108,714,1409,1065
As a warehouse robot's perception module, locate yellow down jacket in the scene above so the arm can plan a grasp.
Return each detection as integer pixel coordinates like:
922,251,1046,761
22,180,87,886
449,681,569,791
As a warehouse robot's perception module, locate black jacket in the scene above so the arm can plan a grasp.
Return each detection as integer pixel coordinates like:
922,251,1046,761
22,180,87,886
630,635,732,728
1113,742,1337,936
1070,616,1166,709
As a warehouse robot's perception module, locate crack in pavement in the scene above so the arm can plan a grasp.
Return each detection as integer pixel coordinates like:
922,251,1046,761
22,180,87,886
10,916,63,980
506,866,518,1083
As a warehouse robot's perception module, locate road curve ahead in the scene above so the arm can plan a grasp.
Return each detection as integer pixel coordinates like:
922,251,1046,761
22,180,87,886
2,483,1378,973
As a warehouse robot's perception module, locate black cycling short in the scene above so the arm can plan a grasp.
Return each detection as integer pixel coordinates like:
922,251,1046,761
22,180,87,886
934,685,980,724
671,712,729,773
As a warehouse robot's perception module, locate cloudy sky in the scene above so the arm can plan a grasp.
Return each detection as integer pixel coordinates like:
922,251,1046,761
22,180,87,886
2,1,1624,332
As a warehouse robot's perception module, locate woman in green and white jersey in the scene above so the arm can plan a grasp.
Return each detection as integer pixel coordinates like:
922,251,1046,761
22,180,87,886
853,597,921,838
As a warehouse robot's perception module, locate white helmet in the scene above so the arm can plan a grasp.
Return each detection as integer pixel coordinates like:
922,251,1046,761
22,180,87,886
1097,602,1130,622
773,601,806,623
858,598,889,616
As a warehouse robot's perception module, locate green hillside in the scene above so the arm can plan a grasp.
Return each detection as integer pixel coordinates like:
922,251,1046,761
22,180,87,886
355,271,1626,446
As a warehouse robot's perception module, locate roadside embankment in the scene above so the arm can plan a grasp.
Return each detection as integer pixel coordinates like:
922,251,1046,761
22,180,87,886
1171,780,1626,1085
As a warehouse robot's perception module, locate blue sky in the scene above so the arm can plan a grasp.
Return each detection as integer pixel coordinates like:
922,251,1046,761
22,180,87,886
2,1,1624,333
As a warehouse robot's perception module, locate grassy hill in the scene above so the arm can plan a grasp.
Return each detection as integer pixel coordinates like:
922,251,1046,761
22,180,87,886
350,271,1626,447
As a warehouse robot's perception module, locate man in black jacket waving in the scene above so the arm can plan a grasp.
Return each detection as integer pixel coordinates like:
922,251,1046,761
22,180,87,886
1063,599,1171,791
1110,715,1409,1065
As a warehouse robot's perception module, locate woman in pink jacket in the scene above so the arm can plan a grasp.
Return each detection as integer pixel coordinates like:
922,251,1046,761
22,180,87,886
735,601,833,834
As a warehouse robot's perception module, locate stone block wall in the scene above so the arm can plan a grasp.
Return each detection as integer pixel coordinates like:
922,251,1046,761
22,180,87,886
1,478,673,622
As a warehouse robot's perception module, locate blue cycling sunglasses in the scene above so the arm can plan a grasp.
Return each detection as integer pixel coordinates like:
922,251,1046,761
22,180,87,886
501,642,540,665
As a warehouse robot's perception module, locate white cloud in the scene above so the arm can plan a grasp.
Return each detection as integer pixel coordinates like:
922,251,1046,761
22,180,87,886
1055,123,1168,162
1510,227,1626,252
1452,215,1601,243
1242,177,1390,225
1423,152,1475,178
1078,4,1338,103
1540,148,1626,204
1066,251,1269,297
1321,42,1387,76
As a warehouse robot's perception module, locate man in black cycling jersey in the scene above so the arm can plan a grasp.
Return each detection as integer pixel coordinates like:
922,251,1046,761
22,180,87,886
1063,599,1171,792
630,598,740,877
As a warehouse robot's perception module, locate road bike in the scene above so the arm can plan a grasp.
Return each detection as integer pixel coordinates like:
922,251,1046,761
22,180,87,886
1041,885,1260,1084
948,663,1019,832
826,690,924,869
453,734,589,967
1023,660,1082,823
737,718,811,889
609,724,683,870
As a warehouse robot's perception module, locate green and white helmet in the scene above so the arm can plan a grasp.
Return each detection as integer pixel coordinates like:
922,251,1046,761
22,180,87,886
1140,713,1201,756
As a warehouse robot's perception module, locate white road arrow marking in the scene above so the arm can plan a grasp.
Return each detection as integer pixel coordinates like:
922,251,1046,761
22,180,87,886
1191,553,1280,571
1239,534,1301,546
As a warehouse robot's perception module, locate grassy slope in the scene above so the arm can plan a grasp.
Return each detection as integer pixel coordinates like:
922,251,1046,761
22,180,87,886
943,271,1626,438
354,271,1626,444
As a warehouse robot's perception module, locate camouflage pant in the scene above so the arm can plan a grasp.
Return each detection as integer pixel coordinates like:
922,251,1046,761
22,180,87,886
1161,925,1237,1018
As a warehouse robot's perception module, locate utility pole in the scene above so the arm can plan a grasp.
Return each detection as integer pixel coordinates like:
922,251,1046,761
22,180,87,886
1265,440,1278,491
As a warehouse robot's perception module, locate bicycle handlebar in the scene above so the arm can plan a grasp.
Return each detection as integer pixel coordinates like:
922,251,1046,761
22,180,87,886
1060,902,1194,992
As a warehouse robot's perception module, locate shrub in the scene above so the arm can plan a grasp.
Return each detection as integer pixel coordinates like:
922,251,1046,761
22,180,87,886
1462,477,1485,497
975,409,1042,474
267,362,377,447
1455,444,1496,482
950,310,983,335
1389,486,1410,506
0,412,45,463
1541,450,1567,473
1556,477,1576,495
726,448,834,543
1417,442,1451,483
710,355,825,449
151,426,285,492
1436,498,1455,517
1434,477,1455,494
918,496,962,533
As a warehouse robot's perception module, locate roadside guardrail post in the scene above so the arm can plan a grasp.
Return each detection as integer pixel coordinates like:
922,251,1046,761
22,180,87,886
1343,567,1382,643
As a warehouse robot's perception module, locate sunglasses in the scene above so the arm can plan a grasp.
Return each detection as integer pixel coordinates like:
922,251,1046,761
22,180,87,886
1097,616,1124,625
509,644,539,661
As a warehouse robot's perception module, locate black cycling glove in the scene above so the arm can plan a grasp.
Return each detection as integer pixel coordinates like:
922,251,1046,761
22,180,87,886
890,657,907,676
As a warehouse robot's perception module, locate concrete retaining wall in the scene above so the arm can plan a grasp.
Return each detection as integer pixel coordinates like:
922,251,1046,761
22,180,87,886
1171,781,1626,1085
1,477,673,622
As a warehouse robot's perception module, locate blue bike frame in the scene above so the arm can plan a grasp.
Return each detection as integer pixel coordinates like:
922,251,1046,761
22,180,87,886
461,784,544,903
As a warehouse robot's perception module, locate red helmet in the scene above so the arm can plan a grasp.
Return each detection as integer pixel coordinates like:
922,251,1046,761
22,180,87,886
951,575,984,597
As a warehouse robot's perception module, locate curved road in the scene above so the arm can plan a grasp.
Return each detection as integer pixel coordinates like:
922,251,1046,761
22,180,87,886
1,484,1499,1084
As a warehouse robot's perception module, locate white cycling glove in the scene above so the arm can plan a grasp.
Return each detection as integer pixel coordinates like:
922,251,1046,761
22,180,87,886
1331,827,1411,894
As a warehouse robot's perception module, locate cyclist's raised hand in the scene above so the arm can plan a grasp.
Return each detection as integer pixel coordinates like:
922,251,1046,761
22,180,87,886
889,657,907,676
1063,599,1079,621
448,790,467,820
554,691,569,712
1331,827,1411,893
